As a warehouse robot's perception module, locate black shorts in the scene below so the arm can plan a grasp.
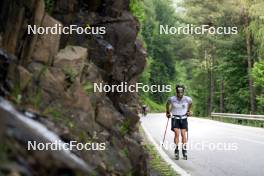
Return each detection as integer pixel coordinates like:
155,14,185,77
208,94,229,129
171,118,188,131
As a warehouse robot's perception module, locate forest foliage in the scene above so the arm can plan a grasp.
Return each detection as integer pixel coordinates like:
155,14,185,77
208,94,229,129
130,0,264,116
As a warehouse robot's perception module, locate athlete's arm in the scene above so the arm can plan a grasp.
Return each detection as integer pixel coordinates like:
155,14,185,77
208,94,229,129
166,100,171,118
187,102,192,116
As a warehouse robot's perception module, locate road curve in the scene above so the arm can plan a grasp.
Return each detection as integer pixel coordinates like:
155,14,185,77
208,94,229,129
140,113,264,176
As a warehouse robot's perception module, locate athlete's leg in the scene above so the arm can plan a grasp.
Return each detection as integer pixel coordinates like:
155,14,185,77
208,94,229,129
174,128,180,159
181,129,187,144
174,128,180,145
181,128,188,159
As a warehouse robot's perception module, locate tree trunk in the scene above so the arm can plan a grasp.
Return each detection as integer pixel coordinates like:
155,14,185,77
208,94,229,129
220,79,224,113
206,48,215,116
207,68,211,116
205,50,210,116
243,8,256,114
209,54,214,115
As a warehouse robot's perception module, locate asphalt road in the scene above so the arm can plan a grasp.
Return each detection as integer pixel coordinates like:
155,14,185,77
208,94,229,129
141,113,264,176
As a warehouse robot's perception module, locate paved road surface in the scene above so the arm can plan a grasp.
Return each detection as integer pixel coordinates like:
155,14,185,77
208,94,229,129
141,113,264,176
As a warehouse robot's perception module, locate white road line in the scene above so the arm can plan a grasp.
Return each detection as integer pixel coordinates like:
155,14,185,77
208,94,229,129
232,136,264,145
141,121,191,176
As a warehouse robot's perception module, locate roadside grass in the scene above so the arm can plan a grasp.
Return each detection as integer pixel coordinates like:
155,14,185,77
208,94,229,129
140,96,164,112
119,119,131,136
139,127,180,176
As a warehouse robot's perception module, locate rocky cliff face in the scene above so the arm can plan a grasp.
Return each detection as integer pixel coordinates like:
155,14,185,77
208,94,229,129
0,0,147,175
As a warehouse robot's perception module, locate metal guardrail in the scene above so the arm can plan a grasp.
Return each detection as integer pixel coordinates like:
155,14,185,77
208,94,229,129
211,113,264,121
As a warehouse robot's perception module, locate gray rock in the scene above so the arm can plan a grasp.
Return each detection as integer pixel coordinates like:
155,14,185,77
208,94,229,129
0,34,2,47
31,14,61,64
0,98,95,175
95,98,122,131
17,66,32,90
0,0,45,64
0,0,149,175
54,45,87,72
39,68,66,100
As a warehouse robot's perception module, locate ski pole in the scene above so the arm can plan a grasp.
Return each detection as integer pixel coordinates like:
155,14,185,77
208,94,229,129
162,117,170,146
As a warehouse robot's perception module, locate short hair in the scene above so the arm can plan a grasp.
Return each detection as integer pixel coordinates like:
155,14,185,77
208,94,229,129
176,84,185,92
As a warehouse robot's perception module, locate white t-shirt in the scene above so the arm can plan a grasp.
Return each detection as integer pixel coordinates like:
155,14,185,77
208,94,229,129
168,96,192,116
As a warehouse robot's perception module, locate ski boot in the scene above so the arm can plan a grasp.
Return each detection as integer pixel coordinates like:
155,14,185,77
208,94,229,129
174,147,179,160
182,149,187,160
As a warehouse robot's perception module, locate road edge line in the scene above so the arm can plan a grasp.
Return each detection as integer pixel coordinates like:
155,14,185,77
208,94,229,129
141,122,190,176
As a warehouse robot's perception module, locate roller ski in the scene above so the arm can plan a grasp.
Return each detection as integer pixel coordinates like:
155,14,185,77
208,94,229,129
174,147,179,160
182,149,187,160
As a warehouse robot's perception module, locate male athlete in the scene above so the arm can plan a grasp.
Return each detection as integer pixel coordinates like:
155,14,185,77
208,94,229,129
166,85,192,160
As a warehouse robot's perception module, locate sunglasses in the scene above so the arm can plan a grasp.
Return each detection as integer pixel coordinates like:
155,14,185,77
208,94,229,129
176,88,184,93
